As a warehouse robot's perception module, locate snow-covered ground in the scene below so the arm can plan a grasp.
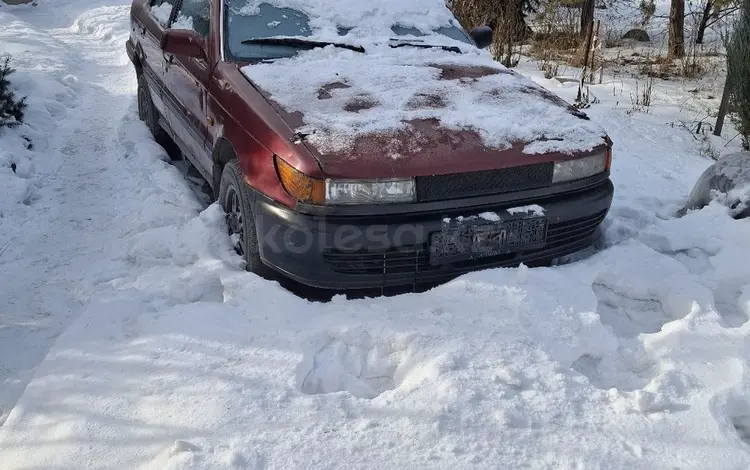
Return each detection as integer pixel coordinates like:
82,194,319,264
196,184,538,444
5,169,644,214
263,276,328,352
1,0,750,468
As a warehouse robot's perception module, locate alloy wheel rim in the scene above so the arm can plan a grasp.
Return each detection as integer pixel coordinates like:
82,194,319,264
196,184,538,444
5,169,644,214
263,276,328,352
225,186,245,256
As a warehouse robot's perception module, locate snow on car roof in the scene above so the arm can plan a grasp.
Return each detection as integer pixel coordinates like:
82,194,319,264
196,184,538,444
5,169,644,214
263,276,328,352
242,45,608,157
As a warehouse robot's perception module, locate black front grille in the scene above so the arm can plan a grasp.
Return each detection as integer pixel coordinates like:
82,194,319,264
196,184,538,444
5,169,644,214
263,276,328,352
322,247,427,275
546,209,608,246
416,163,553,202
322,209,608,276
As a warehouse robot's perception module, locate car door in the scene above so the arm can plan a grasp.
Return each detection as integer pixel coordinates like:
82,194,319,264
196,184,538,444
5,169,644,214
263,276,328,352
161,0,213,179
133,0,173,119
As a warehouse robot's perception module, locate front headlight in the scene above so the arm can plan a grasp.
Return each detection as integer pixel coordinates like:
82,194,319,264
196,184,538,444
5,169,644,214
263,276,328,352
275,156,415,205
552,150,610,184
326,178,415,205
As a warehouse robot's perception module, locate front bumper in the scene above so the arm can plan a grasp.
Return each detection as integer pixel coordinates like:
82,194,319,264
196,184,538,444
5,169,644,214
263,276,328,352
253,177,614,290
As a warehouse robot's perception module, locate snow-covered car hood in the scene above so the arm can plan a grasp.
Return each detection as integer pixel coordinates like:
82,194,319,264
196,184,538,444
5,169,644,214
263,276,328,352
241,46,608,175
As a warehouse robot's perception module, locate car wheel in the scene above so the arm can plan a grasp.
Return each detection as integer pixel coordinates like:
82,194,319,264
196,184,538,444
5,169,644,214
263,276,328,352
219,159,272,277
136,72,167,143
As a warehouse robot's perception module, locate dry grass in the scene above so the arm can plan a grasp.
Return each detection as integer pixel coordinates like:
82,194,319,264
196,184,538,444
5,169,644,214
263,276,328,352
608,47,720,81
537,58,560,78
602,27,622,48
634,54,673,79
628,76,655,113
677,42,722,79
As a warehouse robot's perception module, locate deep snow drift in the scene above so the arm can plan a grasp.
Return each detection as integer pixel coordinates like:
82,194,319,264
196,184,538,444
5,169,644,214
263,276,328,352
1,1,750,469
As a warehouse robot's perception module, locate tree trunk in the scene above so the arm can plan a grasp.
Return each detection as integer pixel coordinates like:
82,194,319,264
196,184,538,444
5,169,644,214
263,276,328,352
714,77,732,136
696,0,714,44
511,0,528,42
580,16,595,78
668,0,686,58
580,0,596,38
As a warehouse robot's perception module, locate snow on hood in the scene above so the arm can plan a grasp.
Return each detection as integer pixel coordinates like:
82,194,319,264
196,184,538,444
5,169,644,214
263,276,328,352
242,46,608,157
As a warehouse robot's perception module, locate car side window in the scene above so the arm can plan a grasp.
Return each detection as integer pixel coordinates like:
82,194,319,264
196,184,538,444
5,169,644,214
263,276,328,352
149,0,175,27
172,0,210,38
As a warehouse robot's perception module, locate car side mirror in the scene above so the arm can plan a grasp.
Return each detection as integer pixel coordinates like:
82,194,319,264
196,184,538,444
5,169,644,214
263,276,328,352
469,26,493,49
161,29,204,59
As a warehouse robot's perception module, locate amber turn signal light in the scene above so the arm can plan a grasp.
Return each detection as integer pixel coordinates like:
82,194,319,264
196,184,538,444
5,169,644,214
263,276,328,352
275,156,325,205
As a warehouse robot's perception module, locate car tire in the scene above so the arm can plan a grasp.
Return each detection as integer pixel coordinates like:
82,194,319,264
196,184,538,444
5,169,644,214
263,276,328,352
136,72,168,143
219,159,272,277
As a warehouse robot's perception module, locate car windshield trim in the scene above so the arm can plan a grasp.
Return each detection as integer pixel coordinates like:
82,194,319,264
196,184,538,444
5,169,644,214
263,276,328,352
240,37,365,53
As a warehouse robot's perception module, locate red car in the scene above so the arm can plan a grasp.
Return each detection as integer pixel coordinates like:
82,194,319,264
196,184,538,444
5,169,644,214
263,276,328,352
126,0,614,290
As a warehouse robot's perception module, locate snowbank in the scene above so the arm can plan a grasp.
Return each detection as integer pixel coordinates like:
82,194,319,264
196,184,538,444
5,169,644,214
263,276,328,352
0,9,95,425
0,9,81,219
687,152,750,218
0,0,198,428
3,213,750,469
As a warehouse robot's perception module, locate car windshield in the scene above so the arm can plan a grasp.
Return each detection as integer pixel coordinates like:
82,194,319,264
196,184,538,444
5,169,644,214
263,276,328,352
224,0,473,61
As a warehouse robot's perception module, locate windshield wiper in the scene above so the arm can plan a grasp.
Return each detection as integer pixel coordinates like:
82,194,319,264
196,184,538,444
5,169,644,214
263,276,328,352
388,41,462,54
240,37,364,53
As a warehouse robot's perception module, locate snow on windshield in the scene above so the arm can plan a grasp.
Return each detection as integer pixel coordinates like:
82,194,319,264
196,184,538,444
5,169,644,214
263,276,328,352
242,46,608,157
230,0,465,44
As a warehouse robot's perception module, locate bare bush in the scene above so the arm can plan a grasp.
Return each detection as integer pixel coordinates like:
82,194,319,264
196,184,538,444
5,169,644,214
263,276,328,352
527,0,585,66
539,59,560,78
602,27,622,47
633,53,673,79
452,0,537,67
491,3,527,66
534,0,582,35
629,76,655,113
679,43,708,78
631,45,716,80
528,28,581,63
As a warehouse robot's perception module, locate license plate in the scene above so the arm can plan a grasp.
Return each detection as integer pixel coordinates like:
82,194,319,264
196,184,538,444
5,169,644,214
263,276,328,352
429,216,547,265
